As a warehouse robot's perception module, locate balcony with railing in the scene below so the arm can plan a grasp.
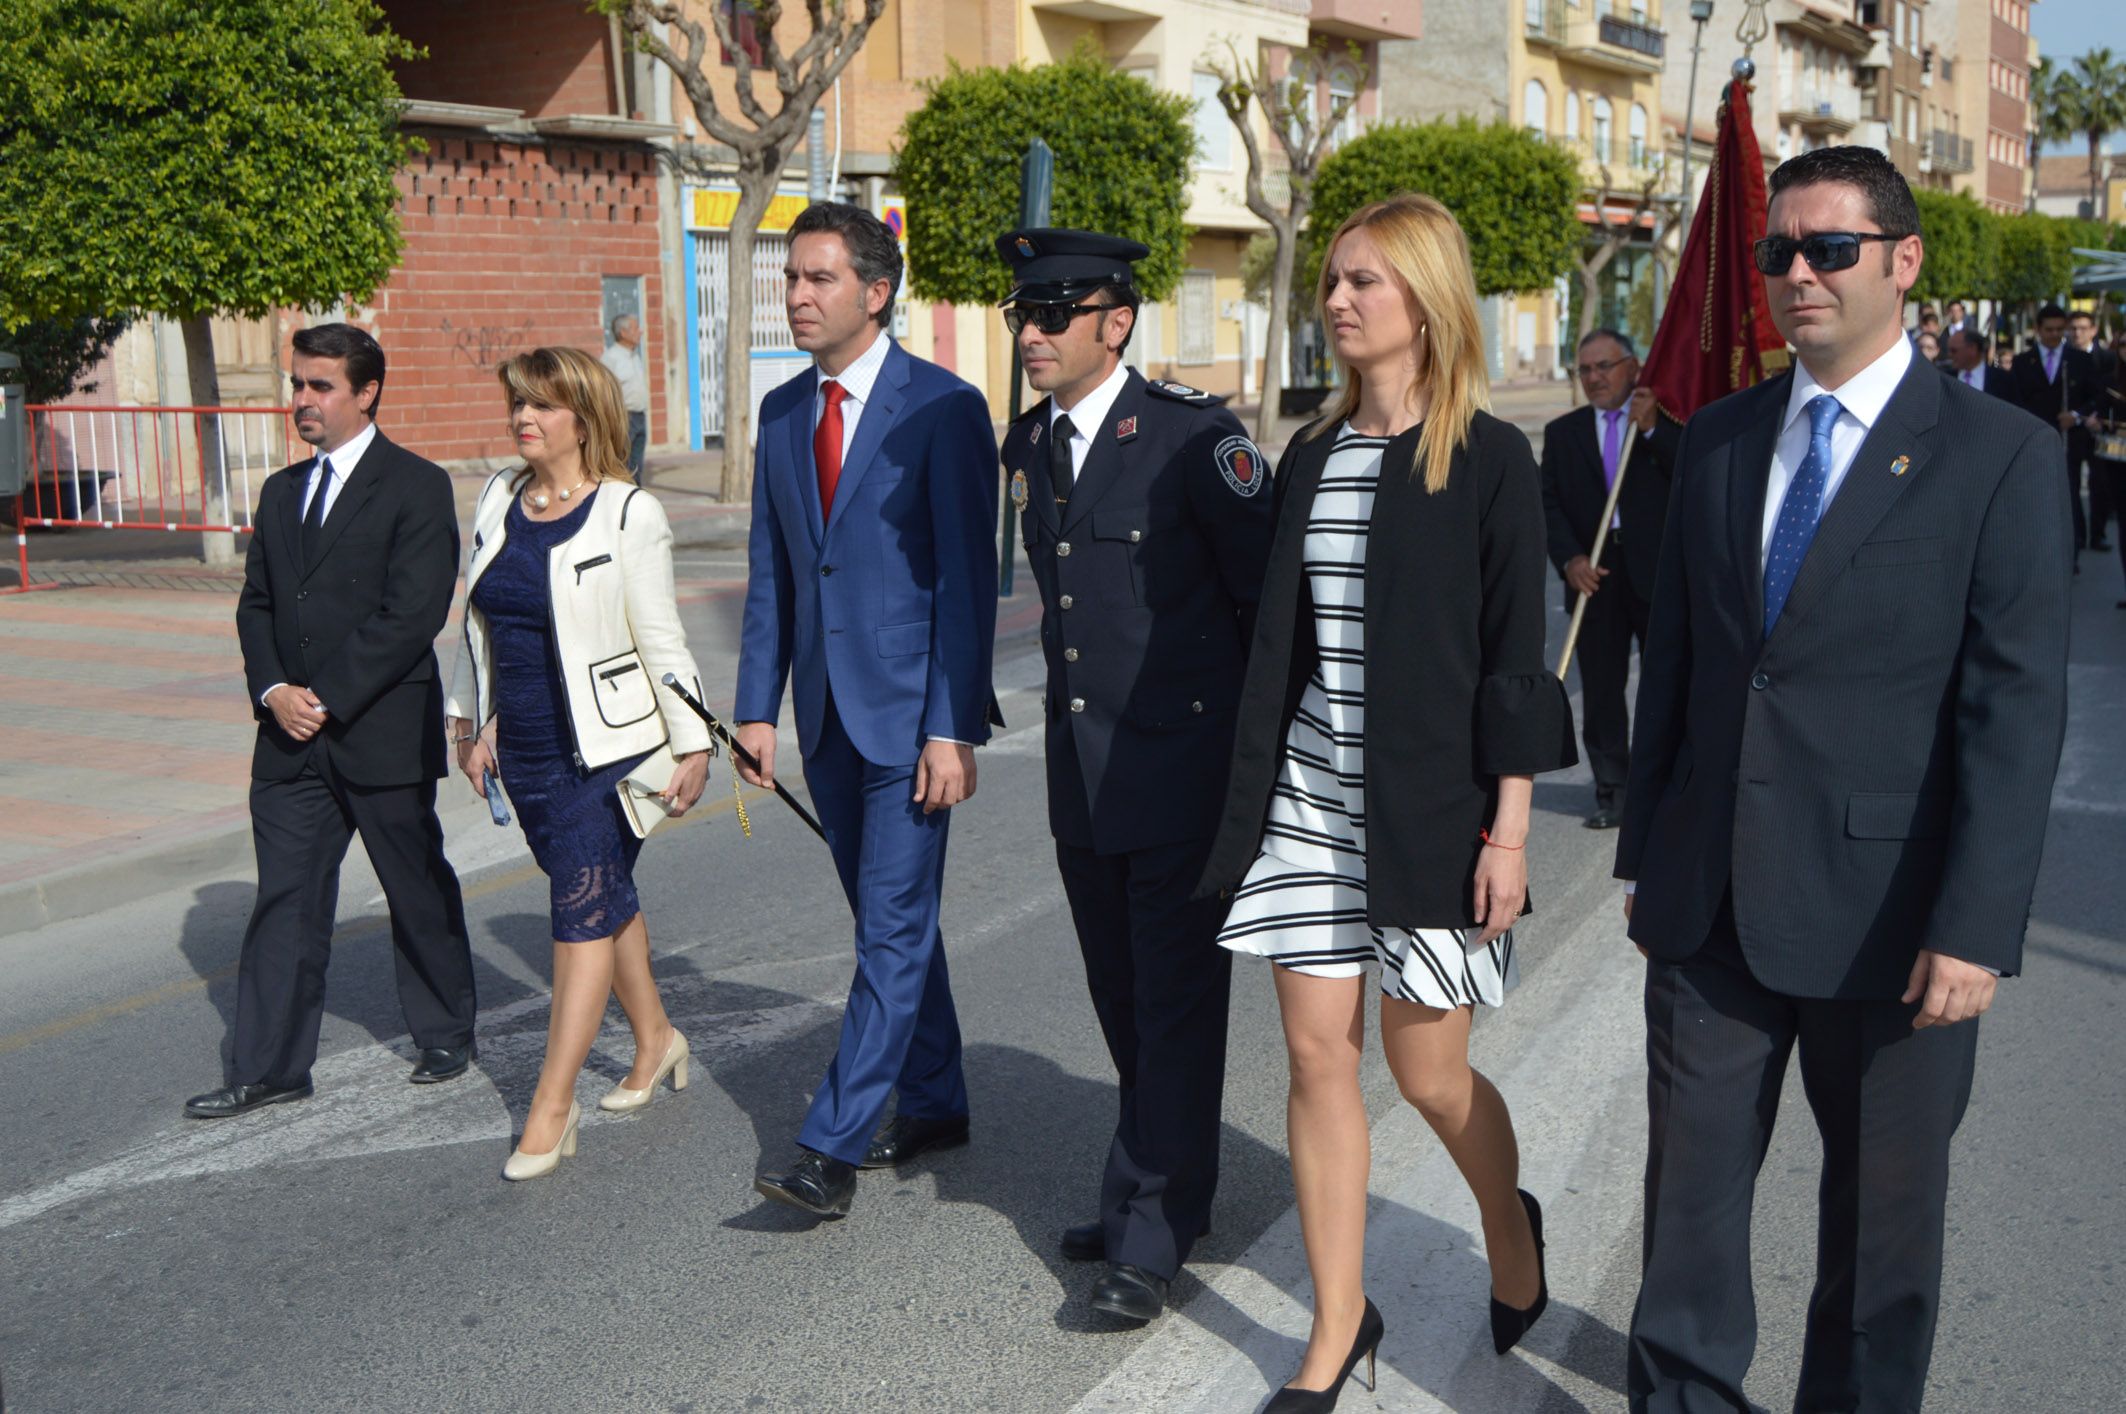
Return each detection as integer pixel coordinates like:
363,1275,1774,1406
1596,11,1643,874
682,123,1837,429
1927,128,1974,173
1560,0,1667,75
1562,134,1667,186
1778,86,1861,132
1311,0,1421,42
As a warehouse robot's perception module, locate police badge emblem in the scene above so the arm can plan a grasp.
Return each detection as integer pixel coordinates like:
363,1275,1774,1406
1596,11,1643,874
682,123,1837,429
1215,434,1265,497
1010,468,1029,510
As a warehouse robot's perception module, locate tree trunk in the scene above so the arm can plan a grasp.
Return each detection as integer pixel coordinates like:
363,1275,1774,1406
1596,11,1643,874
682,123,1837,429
2091,133,2104,219
1257,220,1294,445
179,314,235,565
721,167,779,503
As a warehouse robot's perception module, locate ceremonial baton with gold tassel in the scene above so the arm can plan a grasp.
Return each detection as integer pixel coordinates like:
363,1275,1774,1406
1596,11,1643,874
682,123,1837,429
660,674,827,841
1554,425,1641,681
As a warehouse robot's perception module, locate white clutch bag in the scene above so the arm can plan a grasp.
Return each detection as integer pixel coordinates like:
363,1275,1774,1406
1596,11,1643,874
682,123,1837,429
615,741,682,839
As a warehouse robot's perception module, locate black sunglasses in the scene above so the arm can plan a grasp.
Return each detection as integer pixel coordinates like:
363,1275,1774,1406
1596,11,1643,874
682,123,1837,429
1752,231,1907,276
1003,303,1114,336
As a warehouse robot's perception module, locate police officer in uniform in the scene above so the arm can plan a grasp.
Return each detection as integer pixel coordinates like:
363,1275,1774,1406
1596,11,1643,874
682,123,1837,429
997,228,1274,1323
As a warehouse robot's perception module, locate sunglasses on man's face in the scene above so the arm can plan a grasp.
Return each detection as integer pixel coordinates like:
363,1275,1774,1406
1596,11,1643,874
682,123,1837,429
1752,231,1905,277
1004,303,1114,337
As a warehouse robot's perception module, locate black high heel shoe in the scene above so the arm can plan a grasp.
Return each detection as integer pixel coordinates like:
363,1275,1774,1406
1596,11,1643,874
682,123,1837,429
1489,1188,1550,1355
1263,1297,1384,1412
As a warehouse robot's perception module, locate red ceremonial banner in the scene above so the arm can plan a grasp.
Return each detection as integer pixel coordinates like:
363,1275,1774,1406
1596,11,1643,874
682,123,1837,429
1640,78,1787,424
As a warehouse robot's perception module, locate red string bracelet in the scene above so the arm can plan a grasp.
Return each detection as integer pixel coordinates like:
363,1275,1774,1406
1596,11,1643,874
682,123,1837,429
1479,829,1524,851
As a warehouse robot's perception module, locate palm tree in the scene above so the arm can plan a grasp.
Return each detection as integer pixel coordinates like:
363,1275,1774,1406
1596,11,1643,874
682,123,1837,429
2066,50,2126,221
2030,57,2077,212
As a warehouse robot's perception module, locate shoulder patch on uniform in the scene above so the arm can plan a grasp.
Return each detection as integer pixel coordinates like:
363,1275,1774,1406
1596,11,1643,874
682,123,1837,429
1146,379,1219,406
1215,434,1266,497
1009,468,1029,510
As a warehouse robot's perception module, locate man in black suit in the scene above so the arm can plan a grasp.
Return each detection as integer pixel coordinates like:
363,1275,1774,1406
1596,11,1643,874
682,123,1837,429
1618,147,2070,1412
1943,326,2017,402
2010,303,2102,557
2070,310,2118,551
1541,328,1680,830
185,323,479,1118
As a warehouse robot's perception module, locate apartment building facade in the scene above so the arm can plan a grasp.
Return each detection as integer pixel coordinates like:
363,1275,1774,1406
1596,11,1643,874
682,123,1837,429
1383,0,1673,379
1936,0,2035,212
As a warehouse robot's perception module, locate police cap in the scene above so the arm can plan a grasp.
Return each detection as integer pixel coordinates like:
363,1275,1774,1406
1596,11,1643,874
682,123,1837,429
997,228,1150,306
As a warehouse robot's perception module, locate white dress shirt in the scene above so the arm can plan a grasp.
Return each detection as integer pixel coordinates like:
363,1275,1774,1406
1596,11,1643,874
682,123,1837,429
1761,335,1913,557
813,326,892,455
599,342,650,413
262,421,380,709
1047,360,1132,475
1958,364,1994,394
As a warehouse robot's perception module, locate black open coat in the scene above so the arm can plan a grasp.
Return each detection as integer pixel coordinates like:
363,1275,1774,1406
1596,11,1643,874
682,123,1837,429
1199,409,1577,929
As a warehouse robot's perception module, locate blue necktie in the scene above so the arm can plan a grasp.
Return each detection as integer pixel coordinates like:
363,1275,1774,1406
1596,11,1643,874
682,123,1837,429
1762,394,1841,639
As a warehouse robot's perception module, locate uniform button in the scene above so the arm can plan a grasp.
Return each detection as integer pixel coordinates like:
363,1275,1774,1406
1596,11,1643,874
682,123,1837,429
820,564,835,577
1127,530,1142,543
1057,541,1072,556
1059,594,1073,609
300,636,311,647
296,590,307,600
1069,697,1085,713
1064,647,1079,662
1751,671,1769,690
1191,701,1204,713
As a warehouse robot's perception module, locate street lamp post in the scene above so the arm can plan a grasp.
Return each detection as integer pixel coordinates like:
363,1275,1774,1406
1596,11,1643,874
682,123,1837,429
1678,0,1715,234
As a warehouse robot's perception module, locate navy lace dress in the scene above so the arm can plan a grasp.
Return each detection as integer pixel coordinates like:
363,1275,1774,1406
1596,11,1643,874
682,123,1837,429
471,490,650,941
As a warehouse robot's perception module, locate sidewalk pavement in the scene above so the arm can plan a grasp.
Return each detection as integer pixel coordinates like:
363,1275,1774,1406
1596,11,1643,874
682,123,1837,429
0,379,1580,937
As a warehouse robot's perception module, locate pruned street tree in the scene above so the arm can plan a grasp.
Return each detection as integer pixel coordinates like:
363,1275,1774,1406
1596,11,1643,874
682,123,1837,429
599,0,887,497
0,0,415,561
1208,38,1362,443
1577,164,1682,352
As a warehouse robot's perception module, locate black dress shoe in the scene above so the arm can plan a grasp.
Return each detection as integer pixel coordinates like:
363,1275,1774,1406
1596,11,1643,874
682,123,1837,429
859,1112,969,1170
1060,1220,1106,1262
183,1080,314,1119
1582,808,1621,830
1089,1263,1169,1322
754,1150,856,1218
409,1044,474,1084
2092,539,2112,552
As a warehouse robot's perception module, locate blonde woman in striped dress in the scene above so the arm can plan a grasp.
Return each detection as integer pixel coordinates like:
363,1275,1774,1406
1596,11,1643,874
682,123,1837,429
1200,194,1577,1410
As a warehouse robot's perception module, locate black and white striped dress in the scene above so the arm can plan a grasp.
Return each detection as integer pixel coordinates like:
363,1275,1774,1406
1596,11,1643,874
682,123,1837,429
1216,424,1516,1009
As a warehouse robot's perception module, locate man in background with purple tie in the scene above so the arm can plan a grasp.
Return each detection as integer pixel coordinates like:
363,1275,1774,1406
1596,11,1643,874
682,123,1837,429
1540,328,1681,829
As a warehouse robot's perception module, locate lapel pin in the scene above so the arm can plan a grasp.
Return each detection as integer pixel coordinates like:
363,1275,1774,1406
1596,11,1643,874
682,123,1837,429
1890,454,1911,477
1116,415,1138,441
1029,423,1041,446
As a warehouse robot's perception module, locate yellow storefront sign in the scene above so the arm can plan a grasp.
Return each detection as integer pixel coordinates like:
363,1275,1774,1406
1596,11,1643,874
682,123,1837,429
686,187,812,234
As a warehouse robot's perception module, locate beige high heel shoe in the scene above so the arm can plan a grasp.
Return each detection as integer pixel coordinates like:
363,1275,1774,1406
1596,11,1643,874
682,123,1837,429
502,1100,580,1181
598,1029,690,1113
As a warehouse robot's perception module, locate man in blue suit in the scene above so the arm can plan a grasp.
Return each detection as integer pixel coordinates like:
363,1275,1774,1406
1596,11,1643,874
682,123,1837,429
735,202,1001,1219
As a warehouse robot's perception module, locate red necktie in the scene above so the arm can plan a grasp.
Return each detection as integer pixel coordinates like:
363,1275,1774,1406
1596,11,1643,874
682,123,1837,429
815,380,848,517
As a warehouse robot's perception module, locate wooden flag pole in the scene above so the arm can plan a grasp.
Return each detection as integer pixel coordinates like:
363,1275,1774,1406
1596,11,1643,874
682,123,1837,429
1554,426,1641,681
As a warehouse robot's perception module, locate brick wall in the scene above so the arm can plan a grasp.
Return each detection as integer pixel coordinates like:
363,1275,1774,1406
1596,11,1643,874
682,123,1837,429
347,133,665,465
384,0,614,121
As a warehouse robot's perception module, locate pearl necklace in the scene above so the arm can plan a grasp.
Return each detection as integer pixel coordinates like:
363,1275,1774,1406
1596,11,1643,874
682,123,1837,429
524,478,587,511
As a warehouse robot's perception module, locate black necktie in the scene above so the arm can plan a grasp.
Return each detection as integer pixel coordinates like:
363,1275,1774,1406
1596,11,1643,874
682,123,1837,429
301,456,333,566
1051,414,1076,505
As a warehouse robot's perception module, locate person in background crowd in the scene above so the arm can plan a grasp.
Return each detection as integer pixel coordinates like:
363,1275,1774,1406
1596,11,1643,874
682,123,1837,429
600,315,651,476
1914,329,1941,366
2070,310,2118,552
447,347,712,1181
2010,304,2102,563
186,323,478,1120
1945,327,2017,402
1942,299,1968,338
1204,192,1577,1411
2092,334,2126,607
1540,328,1680,831
1619,143,2069,1414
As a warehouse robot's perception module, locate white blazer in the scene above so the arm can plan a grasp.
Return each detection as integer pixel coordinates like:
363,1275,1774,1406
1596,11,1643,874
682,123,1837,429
446,471,712,769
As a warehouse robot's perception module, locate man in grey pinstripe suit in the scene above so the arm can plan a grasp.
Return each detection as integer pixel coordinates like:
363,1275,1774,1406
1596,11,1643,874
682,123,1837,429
1616,148,2071,1411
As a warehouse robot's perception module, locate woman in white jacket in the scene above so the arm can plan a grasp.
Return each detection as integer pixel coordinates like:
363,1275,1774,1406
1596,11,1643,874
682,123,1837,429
446,347,712,1180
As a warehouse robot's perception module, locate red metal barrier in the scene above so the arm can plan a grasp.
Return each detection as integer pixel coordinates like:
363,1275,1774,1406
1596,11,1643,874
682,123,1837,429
6,404,295,594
